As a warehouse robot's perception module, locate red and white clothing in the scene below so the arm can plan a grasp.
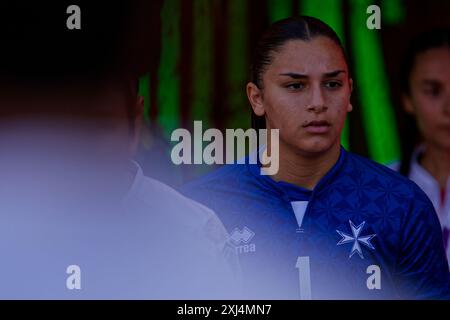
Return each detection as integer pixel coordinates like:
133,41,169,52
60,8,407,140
390,147,450,266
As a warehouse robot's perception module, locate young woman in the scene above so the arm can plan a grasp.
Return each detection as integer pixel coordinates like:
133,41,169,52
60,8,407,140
393,29,450,266
183,17,449,299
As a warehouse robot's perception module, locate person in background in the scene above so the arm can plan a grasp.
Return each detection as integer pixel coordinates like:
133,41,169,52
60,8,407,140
391,29,450,266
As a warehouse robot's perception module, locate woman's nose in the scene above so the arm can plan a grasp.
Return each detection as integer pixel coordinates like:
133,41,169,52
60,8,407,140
307,87,327,113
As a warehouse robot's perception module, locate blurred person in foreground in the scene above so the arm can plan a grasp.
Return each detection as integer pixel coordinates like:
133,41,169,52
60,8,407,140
0,1,238,299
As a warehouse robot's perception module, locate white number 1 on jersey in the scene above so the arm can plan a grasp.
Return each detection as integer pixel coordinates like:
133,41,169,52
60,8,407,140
296,256,312,300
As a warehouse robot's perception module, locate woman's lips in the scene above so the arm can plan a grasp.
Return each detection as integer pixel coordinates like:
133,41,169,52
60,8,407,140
302,120,331,133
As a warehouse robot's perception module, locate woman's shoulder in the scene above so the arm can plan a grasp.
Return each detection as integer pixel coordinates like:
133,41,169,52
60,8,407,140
342,151,436,223
344,151,418,196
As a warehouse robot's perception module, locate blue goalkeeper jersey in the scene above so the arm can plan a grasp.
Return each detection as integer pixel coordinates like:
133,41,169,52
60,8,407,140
182,147,450,299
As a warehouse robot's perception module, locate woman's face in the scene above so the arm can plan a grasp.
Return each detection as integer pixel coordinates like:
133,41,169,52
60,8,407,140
248,37,352,156
404,46,450,150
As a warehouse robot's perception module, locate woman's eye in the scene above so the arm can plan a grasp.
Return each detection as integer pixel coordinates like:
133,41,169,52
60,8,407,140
424,86,441,97
325,81,342,89
286,83,305,90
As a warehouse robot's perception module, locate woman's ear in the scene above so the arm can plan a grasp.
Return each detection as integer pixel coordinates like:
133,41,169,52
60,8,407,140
129,95,144,157
247,82,265,116
402,94,415,115
347,78,354,112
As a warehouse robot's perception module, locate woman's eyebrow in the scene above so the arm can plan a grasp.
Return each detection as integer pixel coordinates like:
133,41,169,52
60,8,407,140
323,70,346,77
279,70,346,79
279,72,308,79
421,79,441,86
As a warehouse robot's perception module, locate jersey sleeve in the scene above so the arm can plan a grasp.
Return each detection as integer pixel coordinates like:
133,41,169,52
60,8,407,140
394,184,450,299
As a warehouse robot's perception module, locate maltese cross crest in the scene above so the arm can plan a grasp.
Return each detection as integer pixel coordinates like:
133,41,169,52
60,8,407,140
336,220,376,259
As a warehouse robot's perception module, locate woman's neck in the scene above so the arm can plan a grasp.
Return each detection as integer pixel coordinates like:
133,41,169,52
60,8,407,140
270,141,341,190
420,144,450,189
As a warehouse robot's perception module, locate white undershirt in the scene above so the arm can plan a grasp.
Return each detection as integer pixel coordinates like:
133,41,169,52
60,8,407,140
291,201,309,231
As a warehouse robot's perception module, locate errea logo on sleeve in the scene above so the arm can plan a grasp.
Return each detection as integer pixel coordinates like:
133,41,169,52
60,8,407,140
229,227,256,255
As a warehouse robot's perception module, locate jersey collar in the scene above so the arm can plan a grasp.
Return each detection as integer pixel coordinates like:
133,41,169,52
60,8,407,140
247,146,347,202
